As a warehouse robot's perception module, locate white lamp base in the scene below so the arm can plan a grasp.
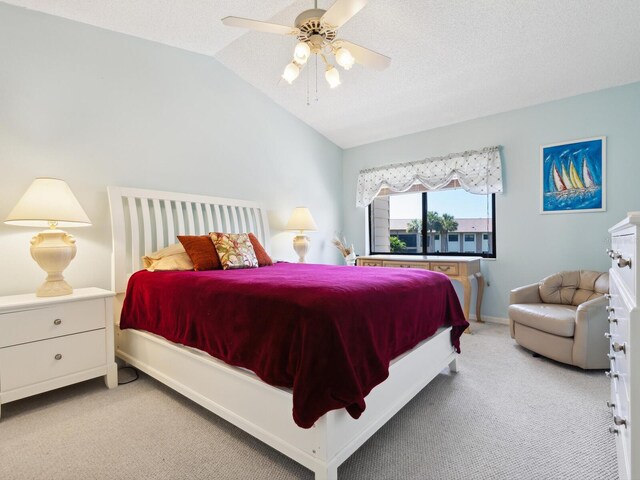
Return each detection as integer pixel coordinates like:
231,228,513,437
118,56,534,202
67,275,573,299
292,234,310,263
30,229,77,297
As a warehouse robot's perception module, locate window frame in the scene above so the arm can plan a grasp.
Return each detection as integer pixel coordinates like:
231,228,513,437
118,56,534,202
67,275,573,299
368,192,497,258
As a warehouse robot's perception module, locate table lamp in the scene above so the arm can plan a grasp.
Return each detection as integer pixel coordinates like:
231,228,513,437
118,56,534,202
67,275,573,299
4,178,91,297
286,207,318,263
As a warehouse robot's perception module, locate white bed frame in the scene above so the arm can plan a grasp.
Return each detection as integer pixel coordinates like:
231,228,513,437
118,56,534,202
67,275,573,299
108,186,458,480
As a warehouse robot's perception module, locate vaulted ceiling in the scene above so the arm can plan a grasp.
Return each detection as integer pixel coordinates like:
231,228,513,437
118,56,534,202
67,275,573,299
4,0,640,148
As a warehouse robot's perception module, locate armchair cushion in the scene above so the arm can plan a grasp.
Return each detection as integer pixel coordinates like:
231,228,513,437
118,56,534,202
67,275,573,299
508,304,577,337
538,270,609,306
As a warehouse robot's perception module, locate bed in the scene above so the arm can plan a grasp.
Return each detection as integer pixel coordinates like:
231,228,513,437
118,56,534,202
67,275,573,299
108,186,467,480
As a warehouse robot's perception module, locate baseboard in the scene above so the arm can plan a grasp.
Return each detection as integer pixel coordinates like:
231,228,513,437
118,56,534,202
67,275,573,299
469,314,509,325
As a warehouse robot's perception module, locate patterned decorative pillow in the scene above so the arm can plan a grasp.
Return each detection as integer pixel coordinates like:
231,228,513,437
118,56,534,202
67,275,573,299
209,233,259,270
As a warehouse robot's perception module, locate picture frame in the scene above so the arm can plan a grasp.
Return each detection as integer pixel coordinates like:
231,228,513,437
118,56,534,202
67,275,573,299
540,136,606,214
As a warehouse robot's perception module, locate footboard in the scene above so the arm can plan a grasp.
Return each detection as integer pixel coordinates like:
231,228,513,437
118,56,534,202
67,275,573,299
116,325,456,480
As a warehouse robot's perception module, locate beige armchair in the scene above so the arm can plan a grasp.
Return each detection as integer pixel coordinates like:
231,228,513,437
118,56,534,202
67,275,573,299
509,270,609,369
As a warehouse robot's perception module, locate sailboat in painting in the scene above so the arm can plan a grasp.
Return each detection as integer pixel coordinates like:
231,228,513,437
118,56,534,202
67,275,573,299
582,156,596,188
549,155,597,195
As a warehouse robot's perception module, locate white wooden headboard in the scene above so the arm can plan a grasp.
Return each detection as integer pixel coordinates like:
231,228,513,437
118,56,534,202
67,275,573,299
107,186,270,293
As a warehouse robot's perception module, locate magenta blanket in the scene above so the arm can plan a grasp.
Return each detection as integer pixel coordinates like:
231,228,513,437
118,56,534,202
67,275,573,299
120,262,468,428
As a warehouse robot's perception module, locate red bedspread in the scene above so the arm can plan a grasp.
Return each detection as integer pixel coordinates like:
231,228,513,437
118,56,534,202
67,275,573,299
120,262,468,428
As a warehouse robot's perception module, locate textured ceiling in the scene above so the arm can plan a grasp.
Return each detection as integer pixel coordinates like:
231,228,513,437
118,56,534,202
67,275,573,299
4,0,640,148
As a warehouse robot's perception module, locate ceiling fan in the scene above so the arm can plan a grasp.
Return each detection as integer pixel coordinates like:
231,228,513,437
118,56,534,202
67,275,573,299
221,0,391,89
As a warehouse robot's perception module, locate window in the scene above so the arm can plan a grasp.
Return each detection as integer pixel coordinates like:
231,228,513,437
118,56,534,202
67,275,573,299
464,234,476,253
369,189,496,258
482,233,489,252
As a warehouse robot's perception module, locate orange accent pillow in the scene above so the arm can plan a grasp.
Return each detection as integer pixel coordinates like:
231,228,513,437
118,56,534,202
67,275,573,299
177,235,221,271
249,233,273,267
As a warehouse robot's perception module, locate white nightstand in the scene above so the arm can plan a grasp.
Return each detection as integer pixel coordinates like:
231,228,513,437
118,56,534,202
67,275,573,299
0,287,117,418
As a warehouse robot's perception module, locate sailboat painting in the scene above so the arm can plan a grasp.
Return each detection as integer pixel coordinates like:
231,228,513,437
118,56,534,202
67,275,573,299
541,136,606,214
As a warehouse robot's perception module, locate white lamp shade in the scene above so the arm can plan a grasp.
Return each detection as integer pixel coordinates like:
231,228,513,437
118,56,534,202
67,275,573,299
5,178,91,228
282,62,301,84
286,207,318,232
294,42,311,65
335,47,355,70
325,66,341,88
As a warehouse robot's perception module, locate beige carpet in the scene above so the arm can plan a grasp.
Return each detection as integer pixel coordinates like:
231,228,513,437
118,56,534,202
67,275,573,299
0,322,617,480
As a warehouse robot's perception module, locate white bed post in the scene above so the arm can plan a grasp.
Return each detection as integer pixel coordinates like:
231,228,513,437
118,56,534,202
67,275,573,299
449,356,458,373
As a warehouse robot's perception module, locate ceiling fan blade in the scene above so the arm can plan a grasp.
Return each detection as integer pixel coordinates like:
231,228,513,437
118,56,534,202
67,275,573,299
321,0,368,28
221,16,299,36
337,40,391,71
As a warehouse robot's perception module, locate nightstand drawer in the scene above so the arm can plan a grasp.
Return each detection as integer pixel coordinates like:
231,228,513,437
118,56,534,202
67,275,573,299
0,329,106,392
0,299,105,348
429,262,459,276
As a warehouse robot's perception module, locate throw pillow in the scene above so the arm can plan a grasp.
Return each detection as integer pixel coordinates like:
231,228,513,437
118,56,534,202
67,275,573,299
248,233,273,267
210,233,259,270
142,243,194,272
177,235,222,271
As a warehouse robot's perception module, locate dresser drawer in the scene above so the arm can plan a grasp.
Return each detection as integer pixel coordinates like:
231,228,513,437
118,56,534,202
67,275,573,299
382,261,430,269
0,299,105,348
611,232,635,297
429,262,459,276
358,260,383,267
0,329,106,392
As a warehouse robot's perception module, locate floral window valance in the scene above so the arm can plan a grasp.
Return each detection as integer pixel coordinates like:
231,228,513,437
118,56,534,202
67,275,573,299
356,146,503,207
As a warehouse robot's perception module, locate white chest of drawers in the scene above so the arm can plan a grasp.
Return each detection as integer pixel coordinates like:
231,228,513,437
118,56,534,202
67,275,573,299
0,288,117,418
608,213,640,480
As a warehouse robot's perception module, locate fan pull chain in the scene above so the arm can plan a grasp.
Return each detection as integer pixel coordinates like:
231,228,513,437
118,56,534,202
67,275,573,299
306,55,311,106
315,55,319,102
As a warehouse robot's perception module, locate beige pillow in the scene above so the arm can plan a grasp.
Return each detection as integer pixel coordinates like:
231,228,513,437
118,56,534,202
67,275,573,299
142,243,194,272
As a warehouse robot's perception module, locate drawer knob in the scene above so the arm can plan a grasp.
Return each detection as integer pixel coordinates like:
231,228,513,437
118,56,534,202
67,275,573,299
54,353,62,360
617,257,632,268
606,306,615,313
604,332,612,339
607,353,616,361
438,266,450,271
613,416,627,427
607,401,616,409
609,427,619,435
53,318,62,326
608,317,618,325
606,248,615,259
605,370,619,379
612,342,627,354
605,294,612,300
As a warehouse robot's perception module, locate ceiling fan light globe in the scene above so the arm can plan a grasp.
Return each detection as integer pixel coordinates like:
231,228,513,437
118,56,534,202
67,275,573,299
294,42,311,64
335,47,355,70
282,62,300,84
325,65,341,88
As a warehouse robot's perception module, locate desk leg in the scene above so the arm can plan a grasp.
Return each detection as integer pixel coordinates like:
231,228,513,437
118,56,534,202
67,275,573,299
461,276,472,333
475,272,485,323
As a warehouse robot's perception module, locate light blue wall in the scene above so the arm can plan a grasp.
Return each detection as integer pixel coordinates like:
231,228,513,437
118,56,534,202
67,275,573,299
343,82,640,318
0,4,343,296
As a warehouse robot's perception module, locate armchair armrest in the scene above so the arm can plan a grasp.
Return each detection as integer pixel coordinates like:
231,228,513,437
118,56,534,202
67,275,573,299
576,295,609,315
573,295,609,369
510,283,541,305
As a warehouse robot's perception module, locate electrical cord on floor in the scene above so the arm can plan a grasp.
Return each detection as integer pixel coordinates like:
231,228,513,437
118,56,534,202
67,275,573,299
117,366,139,385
